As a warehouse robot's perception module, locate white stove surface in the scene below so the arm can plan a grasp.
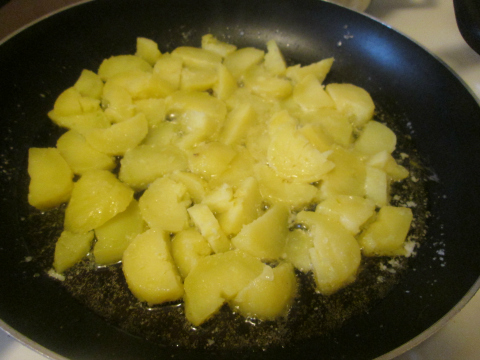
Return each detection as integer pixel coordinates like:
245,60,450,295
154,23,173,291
0,0,479,359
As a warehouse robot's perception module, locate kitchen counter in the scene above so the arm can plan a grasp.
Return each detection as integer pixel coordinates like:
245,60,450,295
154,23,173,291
0,0,479,359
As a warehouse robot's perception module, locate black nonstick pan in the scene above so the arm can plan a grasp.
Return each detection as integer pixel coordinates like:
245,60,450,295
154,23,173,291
1,0,480,359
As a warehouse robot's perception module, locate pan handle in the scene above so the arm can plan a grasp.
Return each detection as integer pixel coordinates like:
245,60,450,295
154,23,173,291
454,0,480,54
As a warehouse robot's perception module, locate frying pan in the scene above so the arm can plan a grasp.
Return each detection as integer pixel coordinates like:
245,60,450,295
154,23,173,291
1,0,480,359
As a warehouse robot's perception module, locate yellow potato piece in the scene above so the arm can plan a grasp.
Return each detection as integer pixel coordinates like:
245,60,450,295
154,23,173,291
299,108,353,147
264,39,287,76
255,164,318,210
48,109,110,133
119,144,188,190
286,57,334,84
218,103,257,146
64,170,134,233
153,54,183,89
188,141,237,178
101,82,135,123
94,200,145,265
74,69,104,99
53,230,94,273
315,195,376,235
183,250,264,326
135,37,161,66
201,34,237,58
139,177,190,233
85,113,148,156
123,229,184,305
267,110,334,183
231,203,289,260
283,229,313,273
293,74,335,110
187,203,231,253
297,212,361,295
224,47,265,78
171,228,212,278
217,177,263,236
232,262,297,320
326,83,375,127
56,130,116,175
359,206,413,256
354,120,397,155
319,146,366,199
171,46,222,70
97,55,152,81
28,147,74,210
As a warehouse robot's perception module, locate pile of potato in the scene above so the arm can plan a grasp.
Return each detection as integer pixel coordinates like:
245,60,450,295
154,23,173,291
28,35,412,326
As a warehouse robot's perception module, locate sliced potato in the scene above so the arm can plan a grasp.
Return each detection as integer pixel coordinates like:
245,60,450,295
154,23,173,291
232,262,297,320
56,130,116,175
123,229,184,305
64,170,133,233
94,200,145,265
139,177,190,233
28,147,74,210
183,250,264,326
359,206,413,256
53,230,94,273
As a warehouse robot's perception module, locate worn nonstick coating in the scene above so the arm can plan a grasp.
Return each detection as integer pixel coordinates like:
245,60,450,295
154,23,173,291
1,0,480,359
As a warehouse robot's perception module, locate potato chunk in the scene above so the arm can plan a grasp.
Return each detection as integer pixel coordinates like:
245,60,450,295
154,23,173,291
48,109,110,133
93,200,145,265
255,164,317,209
171,46,222,70
297,212,361,295
51,87,100,116
325,83,375,127
28,147,74,210
183,250,264,326
232,262,297,320
286,57,334,84
218,103,256,146
293,74,335,110
187,203,231,253
53,230,94,273
224,47,265,78
139,177,190,233
267,110,334,183
201,34,237,58
188,142,237,178
217,177,263,236
264,40,287,76
354,121,397,155
319,146,366,198
74,69,104,99
119,144,188,190
123,229,184,305
64,170,133,233
231,204,289,260
98,55,152,81
135,37,161,66
84,113,148,156
315,195,375,235
171,228,212,278
283,228,313,272
358,206,413,256
56,130,116,175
